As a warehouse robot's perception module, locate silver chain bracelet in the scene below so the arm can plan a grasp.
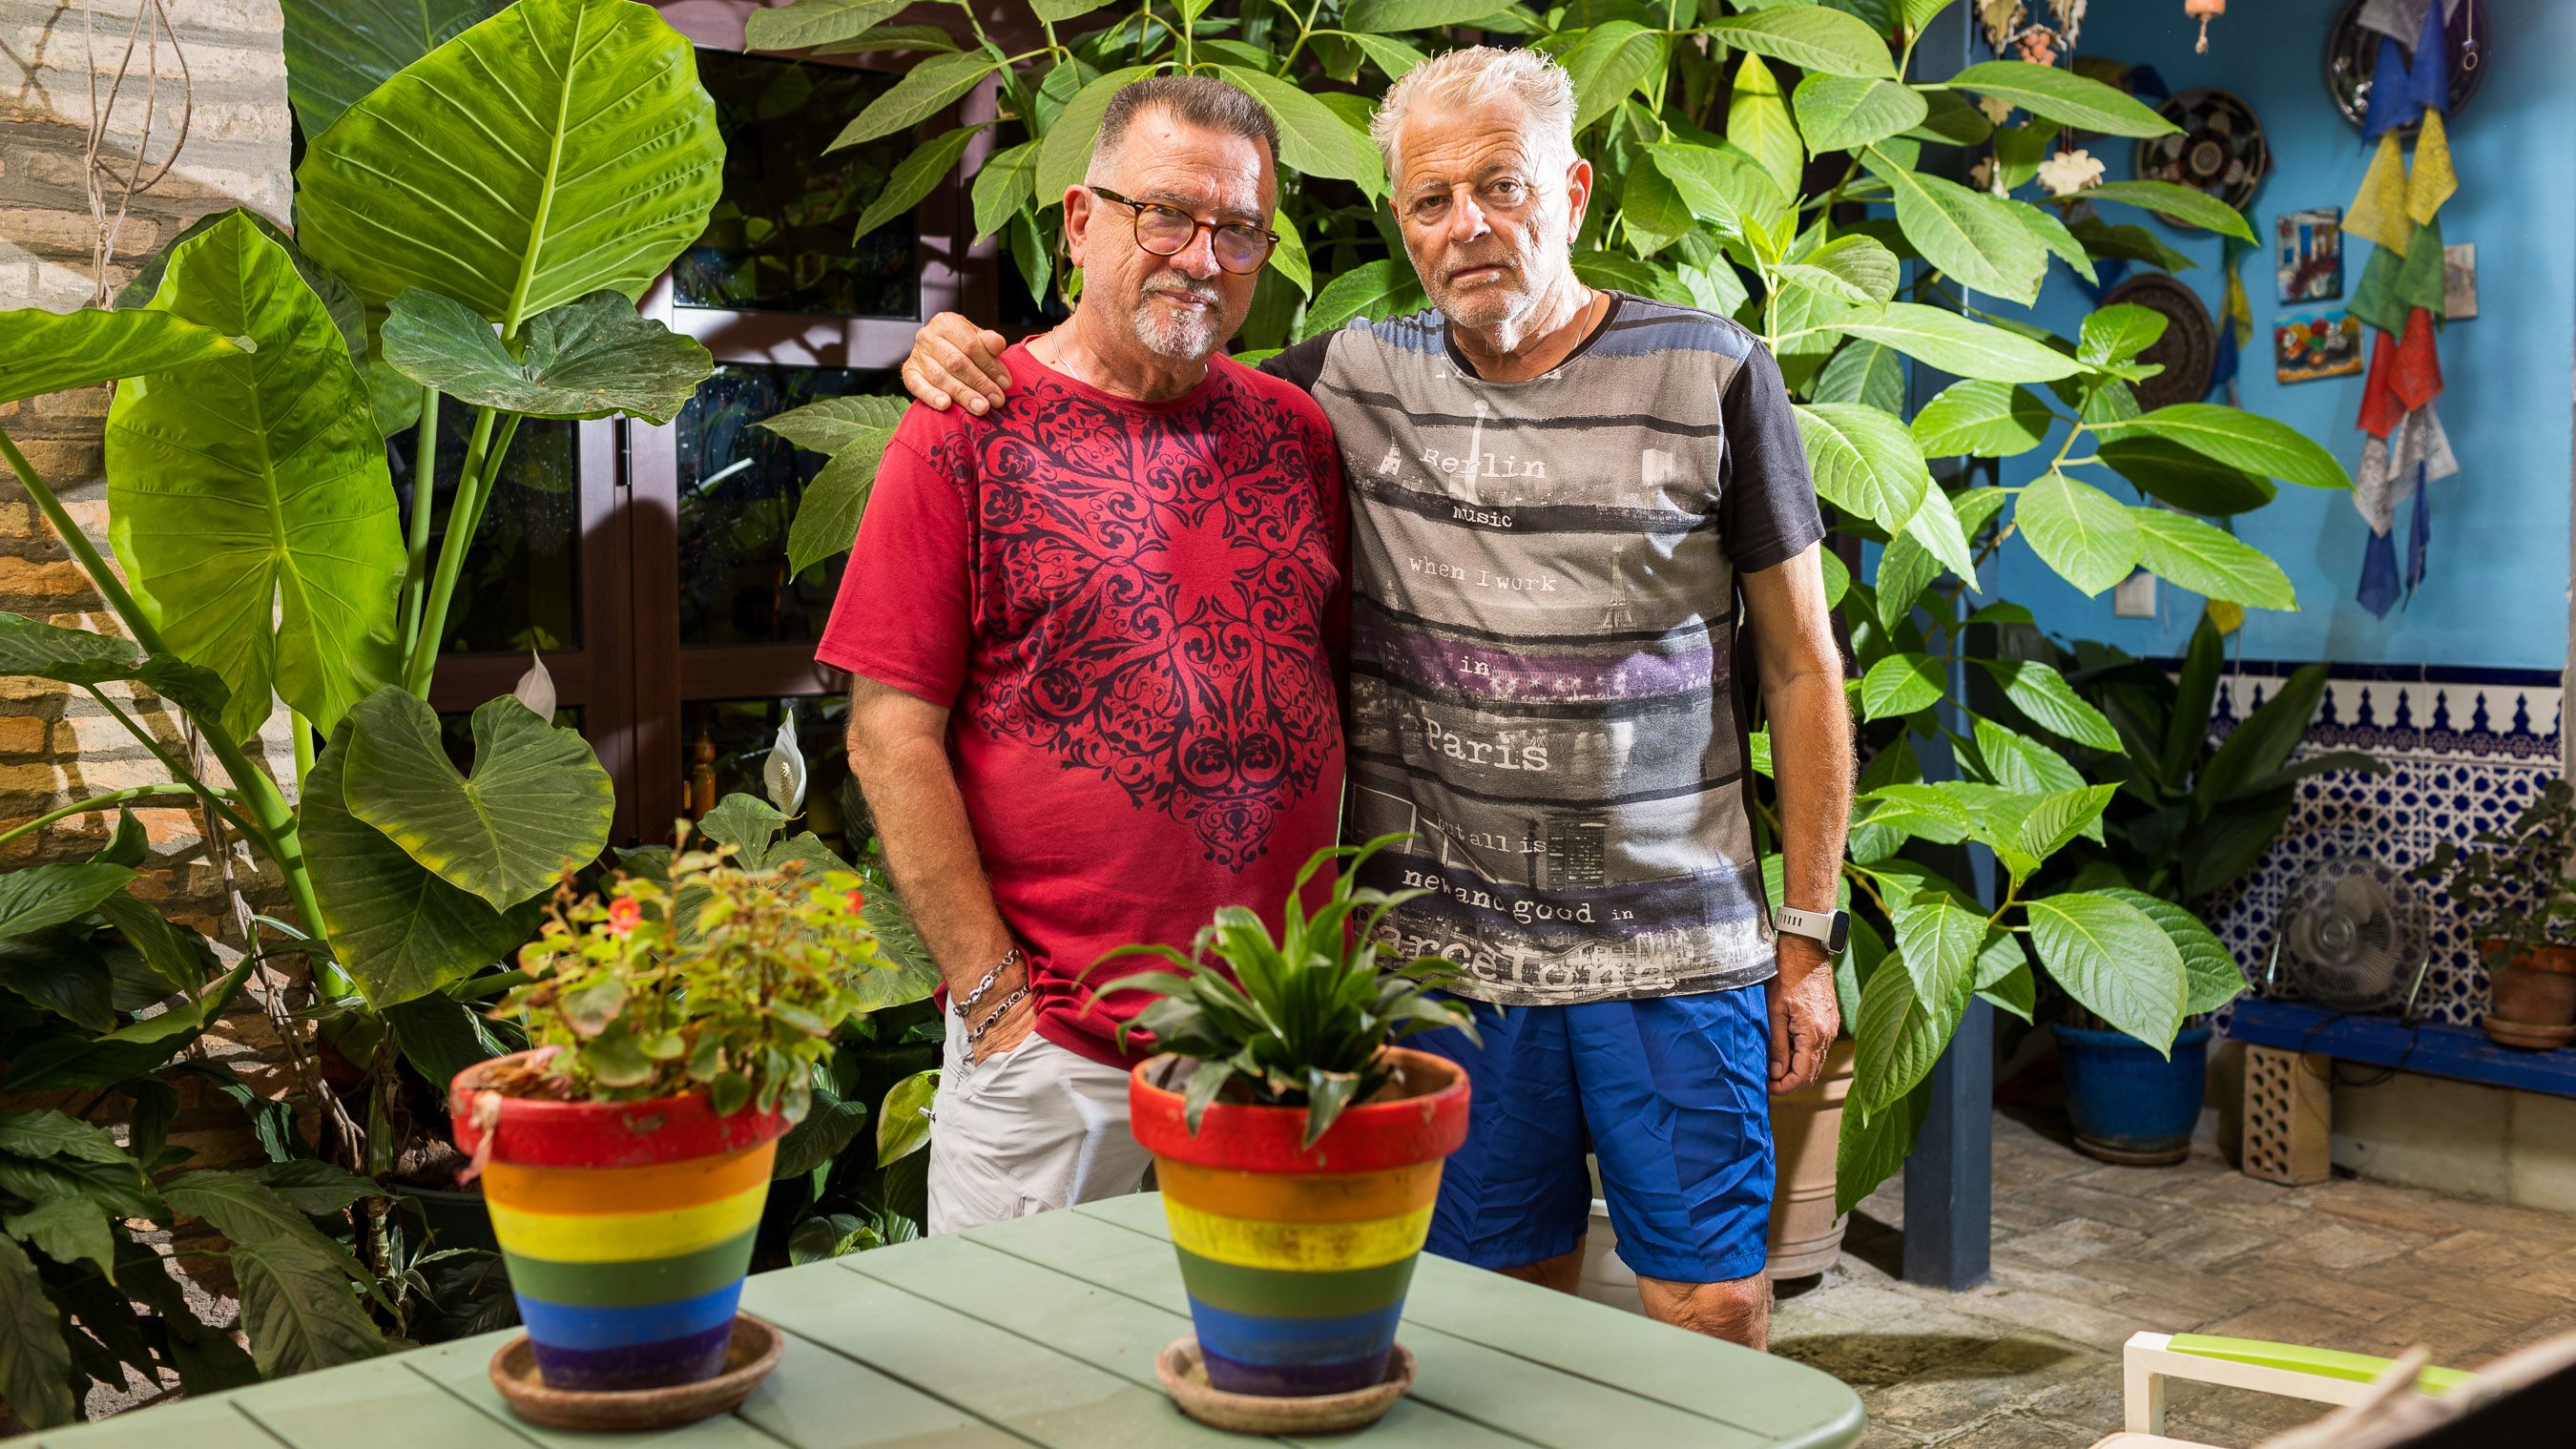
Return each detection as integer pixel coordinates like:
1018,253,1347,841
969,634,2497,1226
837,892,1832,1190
951,947,1026,1020
966,984,1032,1045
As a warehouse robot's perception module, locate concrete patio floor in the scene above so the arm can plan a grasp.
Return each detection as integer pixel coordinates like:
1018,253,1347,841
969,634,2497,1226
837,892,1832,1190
1755,1106,2576,1447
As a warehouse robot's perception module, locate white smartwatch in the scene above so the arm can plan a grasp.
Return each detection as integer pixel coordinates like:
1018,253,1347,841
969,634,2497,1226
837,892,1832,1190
1775,906,1850,953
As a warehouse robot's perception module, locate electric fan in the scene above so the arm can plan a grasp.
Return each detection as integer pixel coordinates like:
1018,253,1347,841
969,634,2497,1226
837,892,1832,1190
2261,857,2434,1019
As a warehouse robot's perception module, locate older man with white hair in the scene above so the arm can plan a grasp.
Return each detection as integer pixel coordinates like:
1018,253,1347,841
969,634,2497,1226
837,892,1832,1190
898,48,1853,1350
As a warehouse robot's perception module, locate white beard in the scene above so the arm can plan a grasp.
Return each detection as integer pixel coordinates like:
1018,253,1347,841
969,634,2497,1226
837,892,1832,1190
1132,279,1225,360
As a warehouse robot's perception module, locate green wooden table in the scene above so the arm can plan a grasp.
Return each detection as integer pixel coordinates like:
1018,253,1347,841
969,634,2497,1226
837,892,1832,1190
39,1194,1864,1449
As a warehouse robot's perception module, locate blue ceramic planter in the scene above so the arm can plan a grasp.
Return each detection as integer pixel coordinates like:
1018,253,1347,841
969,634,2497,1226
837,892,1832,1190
2057,1022,2212,1166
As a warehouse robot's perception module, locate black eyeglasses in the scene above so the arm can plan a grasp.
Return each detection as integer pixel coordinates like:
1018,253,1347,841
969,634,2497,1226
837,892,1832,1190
1086,186,1278,275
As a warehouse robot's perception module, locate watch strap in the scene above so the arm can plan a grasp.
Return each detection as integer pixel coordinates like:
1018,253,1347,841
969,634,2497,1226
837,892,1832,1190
1776,906,1850,952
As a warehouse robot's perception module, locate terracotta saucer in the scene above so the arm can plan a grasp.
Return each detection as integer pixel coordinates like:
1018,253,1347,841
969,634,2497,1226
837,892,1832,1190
2483,1015,2576,1050
489,1313,781,1431
1157,1336,1415,1435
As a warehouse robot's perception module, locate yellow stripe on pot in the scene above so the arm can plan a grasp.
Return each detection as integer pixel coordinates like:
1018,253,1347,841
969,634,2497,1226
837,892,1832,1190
488,1179,768,1262
1162,1198,1433,1273
1153,1159,1442,1223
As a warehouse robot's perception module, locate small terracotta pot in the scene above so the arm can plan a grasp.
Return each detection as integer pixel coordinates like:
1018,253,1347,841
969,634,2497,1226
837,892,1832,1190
451,1052,789,1395
1767,1039,1858,1278
1130,1046,1468,1401
2483,941,2576,1043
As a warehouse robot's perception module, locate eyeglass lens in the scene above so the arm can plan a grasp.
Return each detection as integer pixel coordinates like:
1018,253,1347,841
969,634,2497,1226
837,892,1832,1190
1131,206,1271,274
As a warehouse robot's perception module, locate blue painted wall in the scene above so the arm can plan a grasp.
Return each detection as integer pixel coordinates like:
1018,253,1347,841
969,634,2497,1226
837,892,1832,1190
1987,0,2572,673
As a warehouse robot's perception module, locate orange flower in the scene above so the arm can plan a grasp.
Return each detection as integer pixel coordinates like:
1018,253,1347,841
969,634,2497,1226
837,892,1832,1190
843,887,867,915
607,897,642,935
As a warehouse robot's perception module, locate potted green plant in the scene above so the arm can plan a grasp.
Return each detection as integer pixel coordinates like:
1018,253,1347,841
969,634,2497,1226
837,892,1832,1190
2415,778,2576,1048
1098,836,1475,1430
2038,615,2382,1160
448,835,883,1418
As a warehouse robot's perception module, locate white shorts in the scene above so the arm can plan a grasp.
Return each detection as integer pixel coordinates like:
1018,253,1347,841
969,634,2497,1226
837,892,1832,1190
924,1008,1153,1234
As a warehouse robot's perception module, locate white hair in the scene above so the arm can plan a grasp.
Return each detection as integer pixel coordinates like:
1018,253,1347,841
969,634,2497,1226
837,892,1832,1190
1368,45,1579,193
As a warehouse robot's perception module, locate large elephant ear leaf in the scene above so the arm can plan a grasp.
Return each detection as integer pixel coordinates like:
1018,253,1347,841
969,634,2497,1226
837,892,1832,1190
342,687,614,910
294,0,722,334
383,288,712,425
0,307,240,404
303,717,539,1009
104,211,404,744
0,612,230,720
280,0,499,139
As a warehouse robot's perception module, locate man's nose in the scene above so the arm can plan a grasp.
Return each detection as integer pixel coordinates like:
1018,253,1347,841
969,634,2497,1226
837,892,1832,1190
1166,225,1223,279
1444,189,1490,244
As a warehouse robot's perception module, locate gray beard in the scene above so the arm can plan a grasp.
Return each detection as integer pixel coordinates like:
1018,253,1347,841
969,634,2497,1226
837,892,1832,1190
1132,284,1224,360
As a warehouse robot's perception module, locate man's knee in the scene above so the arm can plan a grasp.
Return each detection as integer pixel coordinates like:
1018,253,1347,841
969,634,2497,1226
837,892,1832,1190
1494,1240,1587,1294
1634,1271,1771,1350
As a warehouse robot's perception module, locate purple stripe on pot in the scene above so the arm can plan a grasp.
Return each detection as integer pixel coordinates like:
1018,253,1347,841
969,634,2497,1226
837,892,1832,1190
530,1320,734,1393
1199,1344,1393,1398
1358,617,1718,704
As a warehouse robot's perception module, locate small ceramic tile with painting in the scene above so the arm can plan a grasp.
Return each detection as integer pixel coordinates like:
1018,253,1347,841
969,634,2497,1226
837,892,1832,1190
2275,309,2363,383
2275,206,2343,302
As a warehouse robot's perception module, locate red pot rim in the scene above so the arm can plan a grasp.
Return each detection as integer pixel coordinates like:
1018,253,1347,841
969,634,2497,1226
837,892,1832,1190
449,1050,790,1170
1128,1045,1469,1174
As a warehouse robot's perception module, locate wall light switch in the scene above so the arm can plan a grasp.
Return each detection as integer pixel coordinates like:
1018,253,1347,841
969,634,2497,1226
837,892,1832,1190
2113,571,2157,618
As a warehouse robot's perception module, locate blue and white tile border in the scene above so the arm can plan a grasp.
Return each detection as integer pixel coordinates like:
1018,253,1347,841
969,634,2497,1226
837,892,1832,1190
2197,663,2566,1029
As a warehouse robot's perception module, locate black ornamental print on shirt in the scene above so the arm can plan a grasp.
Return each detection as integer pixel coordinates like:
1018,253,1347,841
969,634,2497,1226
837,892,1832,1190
946,373,1342,870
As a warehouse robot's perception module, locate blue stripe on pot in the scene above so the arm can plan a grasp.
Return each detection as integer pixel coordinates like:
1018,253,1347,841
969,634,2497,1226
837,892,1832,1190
1183,1297,1406,1366
529,1320,737,1393
512,1281,743,1353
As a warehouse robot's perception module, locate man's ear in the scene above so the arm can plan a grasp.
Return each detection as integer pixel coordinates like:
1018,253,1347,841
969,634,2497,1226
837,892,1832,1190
1563,155,1593,242
1064,184,1094,269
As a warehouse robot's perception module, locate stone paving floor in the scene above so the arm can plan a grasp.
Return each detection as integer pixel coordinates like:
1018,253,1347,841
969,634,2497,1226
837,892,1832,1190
1765,1106,2576,1448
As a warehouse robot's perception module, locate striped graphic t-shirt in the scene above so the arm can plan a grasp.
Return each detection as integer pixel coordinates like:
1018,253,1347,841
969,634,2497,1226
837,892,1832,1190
1267,294,1824,1006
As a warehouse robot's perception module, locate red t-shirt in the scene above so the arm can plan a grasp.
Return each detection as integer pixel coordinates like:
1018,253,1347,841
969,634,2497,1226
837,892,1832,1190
816,344,1348,1067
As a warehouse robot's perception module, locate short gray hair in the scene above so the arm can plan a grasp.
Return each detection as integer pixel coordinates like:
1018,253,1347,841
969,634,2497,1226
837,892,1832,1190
1091,75,1280,180
1368,46,1578,190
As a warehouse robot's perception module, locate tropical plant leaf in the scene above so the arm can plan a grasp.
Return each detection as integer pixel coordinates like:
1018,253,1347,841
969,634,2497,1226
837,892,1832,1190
1297,258,1428,341
741,0,907,51
305,720,539,1008
279,0,498,139
1033,65,1160,208
2099,436,2275,515
2028,891,2187,1051
1215,65,1386,196
343,688,614,910
2133,509,2296,610
1863,157,2046,305
1830,302,2081,383
1561,22,1668,132
248,1161,384,1217
2017,470,2141,595
2000,197,2096,285
1859,652,1945,720
164,1171,390,1377
1906,87,1994,145
383,288,712,425
0,1234,73,1428
2088,404,2352,490
877,1068,938,1167
106,210,401,748
1912,379,2053,457
2015,784,2119,865
115,208,368,367
2099,889,2243,1017
1343,0,1520,31
1812,337,1906,412
1979,658,2122,750
1709,6,1897,78
1724,52,1803,197
1649,141,1793,254
2196,664,2329,811
0,863,133,943
1943,61,2177,138
296,0,722,334
384,993,510,1092
1793,402,1931,530
1973,716,2084,799
2079,303,2170,368
1835,1076,1927,1215
2065,180,2255,241
970,141,1039,242
1794,73,1926,153
1343,31,1427,80
1853,914,1970,1114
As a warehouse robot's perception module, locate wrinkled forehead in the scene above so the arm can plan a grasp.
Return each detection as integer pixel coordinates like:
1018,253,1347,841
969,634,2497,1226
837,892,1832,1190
1391,99,1558,196
1100,114,1276,221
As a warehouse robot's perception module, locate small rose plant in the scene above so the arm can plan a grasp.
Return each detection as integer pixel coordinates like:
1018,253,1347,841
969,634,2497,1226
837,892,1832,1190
496,835,881,1121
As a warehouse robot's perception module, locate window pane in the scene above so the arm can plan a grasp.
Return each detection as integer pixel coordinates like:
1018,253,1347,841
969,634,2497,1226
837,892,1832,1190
675,362,895,648
673,50,922,319
391,412,581,655
680,695,862,856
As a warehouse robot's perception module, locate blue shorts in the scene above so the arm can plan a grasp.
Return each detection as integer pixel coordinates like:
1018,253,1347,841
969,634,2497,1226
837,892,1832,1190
1406,988,1775,1284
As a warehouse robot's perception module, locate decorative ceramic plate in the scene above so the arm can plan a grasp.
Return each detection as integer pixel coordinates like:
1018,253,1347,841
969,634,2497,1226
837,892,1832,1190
2099,274,2218,413
2132,88,2268,222
2323,0,2490,133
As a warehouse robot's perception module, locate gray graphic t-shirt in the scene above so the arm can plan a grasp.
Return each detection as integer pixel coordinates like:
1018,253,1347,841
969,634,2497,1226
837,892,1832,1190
1267,294,1825,1005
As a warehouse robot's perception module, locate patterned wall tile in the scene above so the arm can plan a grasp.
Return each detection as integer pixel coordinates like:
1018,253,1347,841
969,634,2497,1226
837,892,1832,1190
2201,666,2565,1029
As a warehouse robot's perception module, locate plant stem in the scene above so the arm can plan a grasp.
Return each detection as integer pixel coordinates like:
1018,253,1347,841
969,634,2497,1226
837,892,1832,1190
404,405,504,697
290,709,315,796
0,424,159,648
1275,0,1325,74
400,387,440,655
0,783,211,851
81,686,267,850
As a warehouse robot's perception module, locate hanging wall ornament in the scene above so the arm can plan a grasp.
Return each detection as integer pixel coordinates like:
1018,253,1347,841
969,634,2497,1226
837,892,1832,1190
2100,273,2218,411
2186,0,2226,54
2325,0,2488,134
2133,90,2269,226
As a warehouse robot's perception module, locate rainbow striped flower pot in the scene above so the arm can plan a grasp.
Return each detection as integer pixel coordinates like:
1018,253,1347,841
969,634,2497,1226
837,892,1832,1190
1130,1046,1469,1399
452,1054,786,1394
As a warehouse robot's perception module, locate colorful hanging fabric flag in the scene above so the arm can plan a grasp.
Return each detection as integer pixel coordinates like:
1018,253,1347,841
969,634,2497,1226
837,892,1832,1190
2205,238,2254,404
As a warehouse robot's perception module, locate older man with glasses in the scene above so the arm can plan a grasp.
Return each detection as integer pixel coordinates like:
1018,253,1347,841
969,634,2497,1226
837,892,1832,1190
815,76,1346,1234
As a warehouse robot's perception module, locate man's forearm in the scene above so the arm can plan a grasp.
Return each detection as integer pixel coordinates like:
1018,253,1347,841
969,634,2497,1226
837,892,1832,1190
1765,669,1855,922
848,726,1018,996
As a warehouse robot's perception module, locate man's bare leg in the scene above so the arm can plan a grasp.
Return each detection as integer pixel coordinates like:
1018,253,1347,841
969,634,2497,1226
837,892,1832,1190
1635,1272,1769,1350
1496,1242,1586,1293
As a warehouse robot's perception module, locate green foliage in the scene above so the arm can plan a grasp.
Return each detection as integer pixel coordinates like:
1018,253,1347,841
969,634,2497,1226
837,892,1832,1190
1098,836,1477,1148
2415,777,2576,957
500,833,886,1118
382,288,714,426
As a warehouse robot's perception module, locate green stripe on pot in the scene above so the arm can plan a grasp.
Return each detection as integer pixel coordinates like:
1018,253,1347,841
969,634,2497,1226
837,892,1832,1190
1172,1246,1419,1319
501,1227,758,1308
